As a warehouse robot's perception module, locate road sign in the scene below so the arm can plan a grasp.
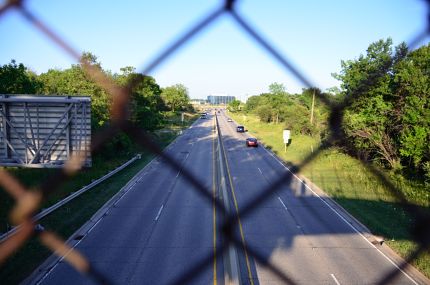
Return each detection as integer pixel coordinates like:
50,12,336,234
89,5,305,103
283,129,290,144
0,95,91,168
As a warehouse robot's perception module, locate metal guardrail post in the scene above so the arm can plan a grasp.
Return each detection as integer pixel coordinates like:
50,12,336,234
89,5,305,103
0,154,141,243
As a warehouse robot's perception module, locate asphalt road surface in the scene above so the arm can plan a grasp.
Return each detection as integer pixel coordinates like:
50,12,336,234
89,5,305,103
216,111,421,285
32,111,424,285
35,115,222,285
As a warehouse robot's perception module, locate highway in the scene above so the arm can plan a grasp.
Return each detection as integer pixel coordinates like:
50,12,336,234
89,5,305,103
216,111,420,285
35,115,223,284
31,111,423,285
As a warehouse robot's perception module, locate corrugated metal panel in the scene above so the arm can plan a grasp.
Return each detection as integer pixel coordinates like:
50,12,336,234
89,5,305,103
0,95,92,168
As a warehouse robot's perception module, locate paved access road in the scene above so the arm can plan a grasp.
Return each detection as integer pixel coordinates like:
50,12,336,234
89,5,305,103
36,114,223,284
33,110,424,285
216,110,422,285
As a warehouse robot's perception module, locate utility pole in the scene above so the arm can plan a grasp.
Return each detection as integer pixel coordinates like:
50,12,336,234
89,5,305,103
310,89,315,124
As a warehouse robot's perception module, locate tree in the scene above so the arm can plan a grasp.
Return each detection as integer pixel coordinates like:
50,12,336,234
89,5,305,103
282,103,317,136
393,44,430,170
245,95,264,112
228,99,241,112
268,82,289,124
115,68,164,130
80,52,101,68
0,55,191,156
255,104,272,123
269,82,286,96
334,38,430,175
0,60,41,94
161,84,190,112
130,75,164,130
298,88,330,135
333,39,400,168
38,53,111,130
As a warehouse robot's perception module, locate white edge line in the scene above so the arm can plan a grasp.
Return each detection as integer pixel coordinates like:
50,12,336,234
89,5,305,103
154,205,164,221
36,205,108,285
113,176,141,207
175,152,190,178
261,146,419,285
36,120,202,284
278,197,288,211
257,167,262,174
331,273,341,285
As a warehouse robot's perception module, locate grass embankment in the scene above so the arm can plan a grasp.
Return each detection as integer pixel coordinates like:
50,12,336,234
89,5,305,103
229,112,430,278
0,112,198,284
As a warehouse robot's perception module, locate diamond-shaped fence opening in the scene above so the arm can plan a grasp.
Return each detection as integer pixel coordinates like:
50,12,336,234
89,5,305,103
0,0,429,284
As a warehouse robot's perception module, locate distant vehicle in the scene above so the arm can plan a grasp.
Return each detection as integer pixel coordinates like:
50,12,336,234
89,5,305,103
200,114,207,119
246,138,258,147
237,125,245,132
227,118,233,122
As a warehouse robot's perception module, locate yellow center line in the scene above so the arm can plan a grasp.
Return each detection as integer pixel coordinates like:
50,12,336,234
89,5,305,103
212,117,217,285
220,122,254,285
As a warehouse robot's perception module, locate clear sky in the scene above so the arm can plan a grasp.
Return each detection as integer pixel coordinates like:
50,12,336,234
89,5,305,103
0,0,428,100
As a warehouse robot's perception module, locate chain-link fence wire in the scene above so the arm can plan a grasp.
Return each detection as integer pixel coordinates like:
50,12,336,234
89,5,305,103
0,0,429,284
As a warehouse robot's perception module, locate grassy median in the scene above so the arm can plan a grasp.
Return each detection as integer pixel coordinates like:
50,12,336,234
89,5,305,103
0,113,197,284
229,112,430,278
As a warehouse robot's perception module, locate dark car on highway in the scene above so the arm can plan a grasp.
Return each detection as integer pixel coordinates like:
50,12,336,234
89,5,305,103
246,138,258,147
237,125,245,132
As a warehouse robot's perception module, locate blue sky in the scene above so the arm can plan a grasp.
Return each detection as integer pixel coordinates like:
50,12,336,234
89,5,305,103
0,0,428,99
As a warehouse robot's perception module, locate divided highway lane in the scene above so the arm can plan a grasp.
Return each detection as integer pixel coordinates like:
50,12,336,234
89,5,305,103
36,115,223,285
217,111,420,285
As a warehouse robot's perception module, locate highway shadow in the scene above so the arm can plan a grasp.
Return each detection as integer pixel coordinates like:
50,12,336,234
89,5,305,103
217,130,427,284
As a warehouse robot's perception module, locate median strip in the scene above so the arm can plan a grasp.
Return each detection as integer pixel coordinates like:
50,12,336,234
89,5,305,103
215,114,255,285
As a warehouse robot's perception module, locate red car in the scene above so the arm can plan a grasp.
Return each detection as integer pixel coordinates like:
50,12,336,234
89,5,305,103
246,138,258,147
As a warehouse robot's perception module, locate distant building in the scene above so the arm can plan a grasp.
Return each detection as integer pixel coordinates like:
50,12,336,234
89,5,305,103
207,95,236,105
190,99,207,105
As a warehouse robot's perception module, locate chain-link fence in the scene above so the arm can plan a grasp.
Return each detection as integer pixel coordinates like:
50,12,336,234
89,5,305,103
0,0,429,284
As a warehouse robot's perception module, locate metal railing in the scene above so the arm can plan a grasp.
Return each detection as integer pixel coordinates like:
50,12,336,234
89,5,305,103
0,153,140,243
0,0,429,284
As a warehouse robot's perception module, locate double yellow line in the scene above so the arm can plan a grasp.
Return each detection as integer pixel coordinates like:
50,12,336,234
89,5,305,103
213,116,254,285
212,117,217,285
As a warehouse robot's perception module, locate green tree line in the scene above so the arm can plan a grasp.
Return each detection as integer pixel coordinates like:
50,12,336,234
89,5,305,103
335,39,429,181
240,82,332,137
236,39,429,184
0,53,192,154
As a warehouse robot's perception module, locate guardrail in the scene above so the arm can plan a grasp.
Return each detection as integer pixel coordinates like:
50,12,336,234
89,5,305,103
0,154,141,242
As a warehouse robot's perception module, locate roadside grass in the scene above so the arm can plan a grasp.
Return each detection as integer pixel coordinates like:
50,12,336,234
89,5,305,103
0,153,156,285
0,112,197,284
229,111,430,278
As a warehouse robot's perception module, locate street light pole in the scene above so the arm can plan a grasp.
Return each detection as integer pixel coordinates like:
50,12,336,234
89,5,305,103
310,89,315,124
